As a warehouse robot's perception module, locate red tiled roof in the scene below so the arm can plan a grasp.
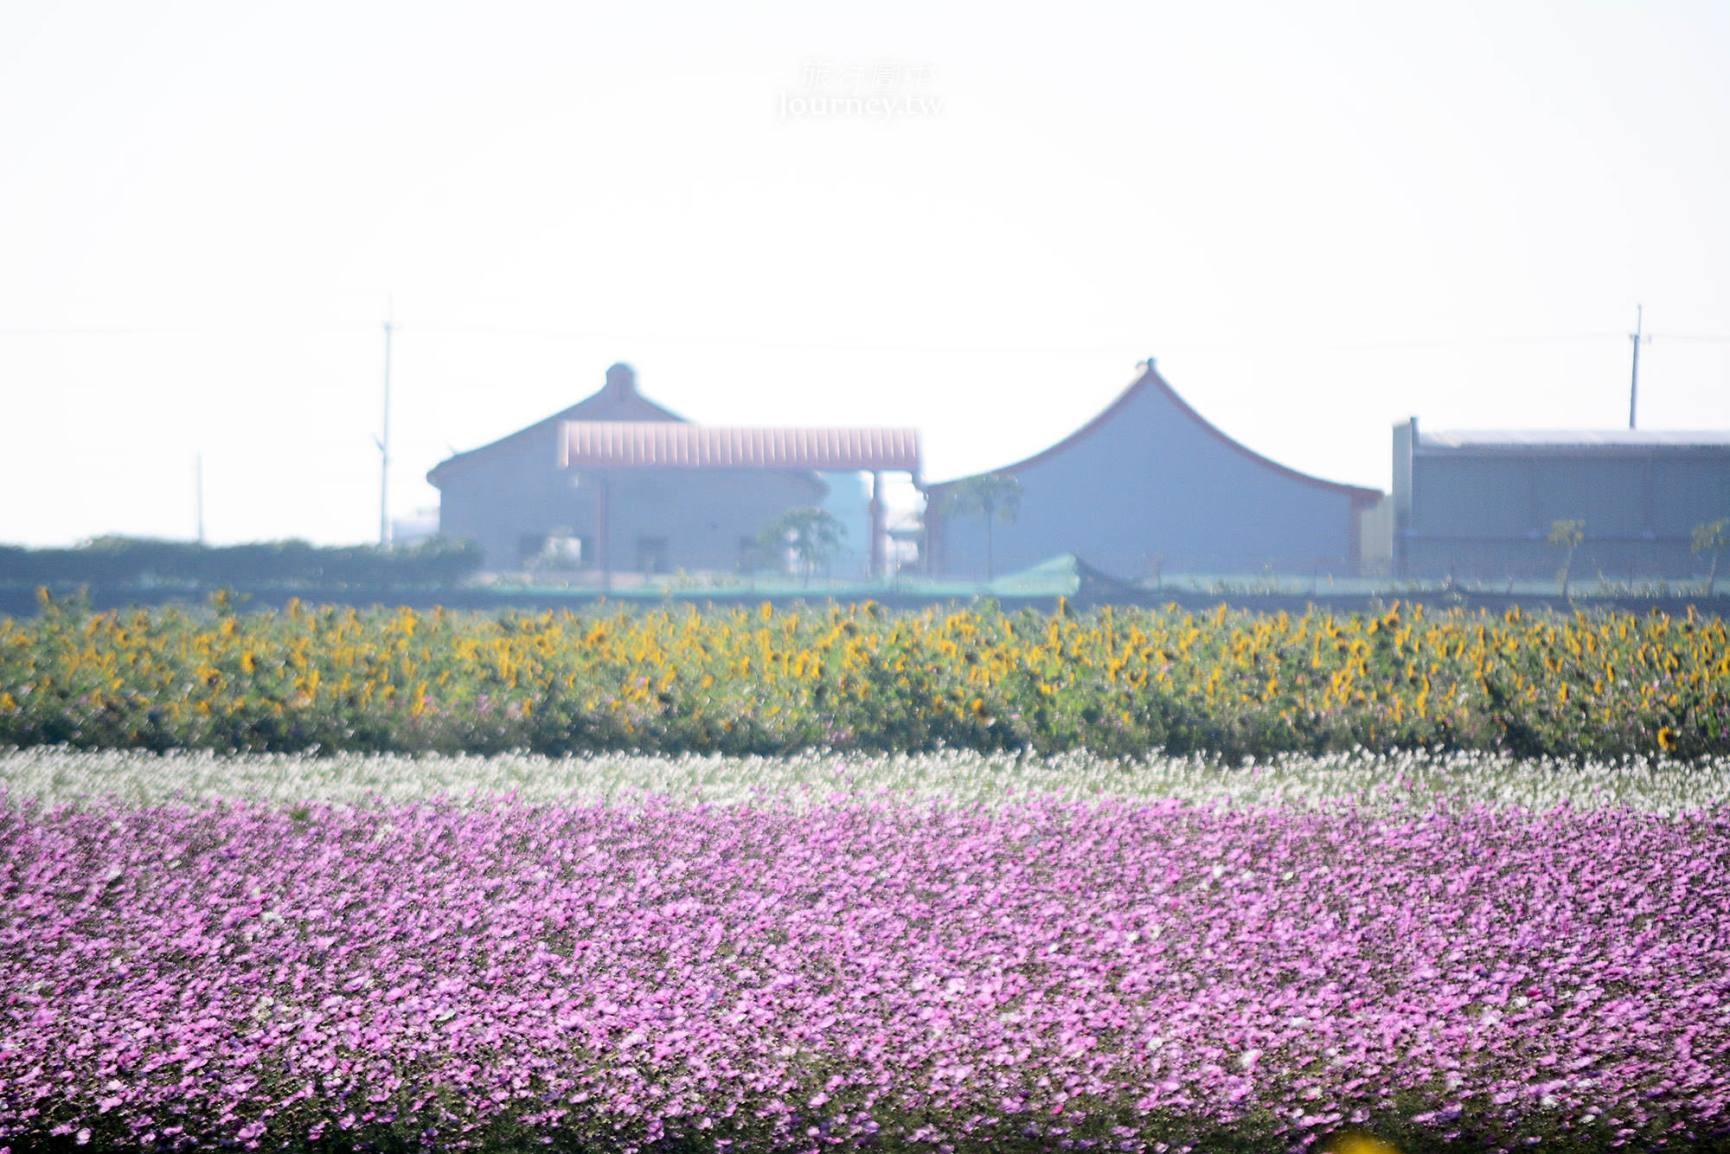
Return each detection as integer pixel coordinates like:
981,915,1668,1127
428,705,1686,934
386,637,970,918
560,422,921,472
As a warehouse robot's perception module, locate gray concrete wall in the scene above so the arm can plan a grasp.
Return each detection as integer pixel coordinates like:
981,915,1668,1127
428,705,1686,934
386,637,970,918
436,425,572,571
438,447,825,575
1357,494,1394,576
598,469,825,574
817,471,874,580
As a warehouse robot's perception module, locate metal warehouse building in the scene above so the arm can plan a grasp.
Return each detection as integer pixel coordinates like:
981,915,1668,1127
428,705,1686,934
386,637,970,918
1393,418,1730,579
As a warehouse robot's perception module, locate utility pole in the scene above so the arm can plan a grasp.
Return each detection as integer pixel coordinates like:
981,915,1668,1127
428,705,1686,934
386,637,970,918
195,452,205,545
1628,304,1650,429
377,302,394,547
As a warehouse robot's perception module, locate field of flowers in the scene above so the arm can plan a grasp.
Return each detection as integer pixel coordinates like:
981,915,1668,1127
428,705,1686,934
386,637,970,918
8,746,1730,816
3,596,1728,759
3,750,1729,1154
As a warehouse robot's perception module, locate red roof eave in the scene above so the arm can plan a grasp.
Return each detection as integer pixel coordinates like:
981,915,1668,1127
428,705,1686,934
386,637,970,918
560,422,923,474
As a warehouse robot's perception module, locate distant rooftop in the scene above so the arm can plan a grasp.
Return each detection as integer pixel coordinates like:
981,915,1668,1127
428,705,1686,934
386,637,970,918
427,362,685,488
1416,427,1730,452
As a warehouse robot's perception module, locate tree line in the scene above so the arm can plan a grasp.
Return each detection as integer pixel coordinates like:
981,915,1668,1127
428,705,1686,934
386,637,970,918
0,537,483,588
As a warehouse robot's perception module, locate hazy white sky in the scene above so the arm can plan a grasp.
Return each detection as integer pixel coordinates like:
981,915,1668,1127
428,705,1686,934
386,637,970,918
2,0,1727,546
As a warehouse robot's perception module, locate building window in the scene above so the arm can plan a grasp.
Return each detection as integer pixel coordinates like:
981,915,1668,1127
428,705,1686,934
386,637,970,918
545,534,583,568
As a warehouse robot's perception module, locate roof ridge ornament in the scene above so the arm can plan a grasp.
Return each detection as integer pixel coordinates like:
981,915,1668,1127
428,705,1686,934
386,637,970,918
604,362,636,398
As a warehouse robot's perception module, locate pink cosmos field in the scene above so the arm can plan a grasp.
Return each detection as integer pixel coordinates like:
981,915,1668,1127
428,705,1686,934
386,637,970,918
2,794,1728,1153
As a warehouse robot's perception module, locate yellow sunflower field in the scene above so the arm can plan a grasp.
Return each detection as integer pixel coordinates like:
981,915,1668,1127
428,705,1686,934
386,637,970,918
2,593,1725,759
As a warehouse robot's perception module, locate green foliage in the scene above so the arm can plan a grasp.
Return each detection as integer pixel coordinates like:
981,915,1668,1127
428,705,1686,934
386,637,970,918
1547,519,1585,598
0,536,483,588
1694,518,1727,596
757,507,845,585
939,471,1022,522
936,472,1022,580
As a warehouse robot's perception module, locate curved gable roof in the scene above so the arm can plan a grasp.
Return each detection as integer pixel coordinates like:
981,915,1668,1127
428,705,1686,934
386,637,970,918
928,364,1381,504
427,369,687,488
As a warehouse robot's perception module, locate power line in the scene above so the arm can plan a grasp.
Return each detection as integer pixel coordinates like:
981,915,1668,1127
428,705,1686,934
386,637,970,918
0,327,149,336
1,323,1727,354
380,325,1677,355
0,326,369,337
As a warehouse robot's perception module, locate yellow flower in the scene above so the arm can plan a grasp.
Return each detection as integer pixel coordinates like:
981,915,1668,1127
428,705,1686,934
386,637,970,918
1657,725,1676,752
1323,1135,1401,1154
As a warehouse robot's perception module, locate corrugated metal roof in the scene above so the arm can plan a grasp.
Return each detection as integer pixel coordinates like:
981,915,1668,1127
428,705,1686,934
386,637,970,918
561,422,922,472
1420,428,1730,451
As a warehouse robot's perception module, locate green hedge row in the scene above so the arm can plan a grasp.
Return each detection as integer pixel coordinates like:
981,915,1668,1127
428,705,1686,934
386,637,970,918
0,536,482,588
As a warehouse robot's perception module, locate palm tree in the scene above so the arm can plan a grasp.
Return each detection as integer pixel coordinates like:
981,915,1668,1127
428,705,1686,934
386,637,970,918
938,472,1022,581
1547,519,1585,599
759,507,845,586
1692,518,1727,596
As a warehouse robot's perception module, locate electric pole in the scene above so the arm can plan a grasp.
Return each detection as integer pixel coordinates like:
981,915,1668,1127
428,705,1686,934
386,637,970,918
195,452,205,545
378,303,394,547
1628,304,1650,429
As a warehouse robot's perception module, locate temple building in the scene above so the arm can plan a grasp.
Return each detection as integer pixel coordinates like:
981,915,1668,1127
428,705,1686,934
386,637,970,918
924,362,1383,580
428,363,921,580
